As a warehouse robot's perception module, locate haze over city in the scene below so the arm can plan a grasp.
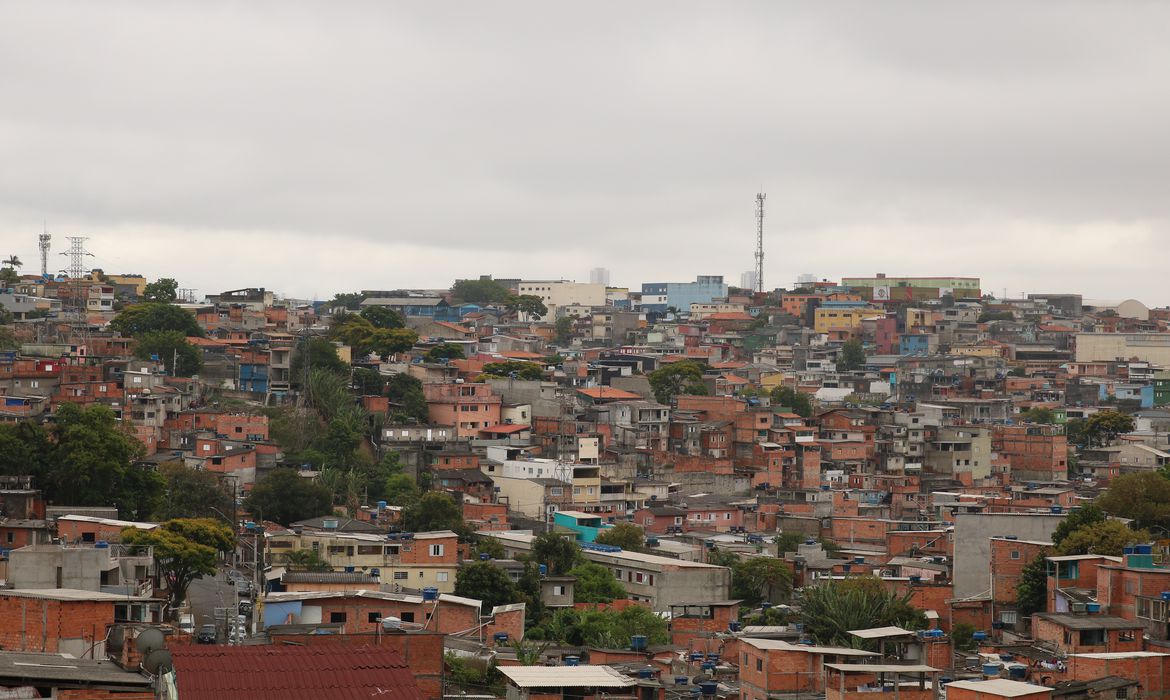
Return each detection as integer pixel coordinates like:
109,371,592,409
2,2,1170,302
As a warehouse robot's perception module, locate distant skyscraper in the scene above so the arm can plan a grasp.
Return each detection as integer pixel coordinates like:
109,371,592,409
589,267,611,286
740,271,758,291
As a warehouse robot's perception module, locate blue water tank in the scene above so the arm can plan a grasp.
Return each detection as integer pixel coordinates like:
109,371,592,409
493,632,509,643
1008,666,1027,680
538,564,548,576
675,676,689,685
630,635,648,651
728,621,741,632
564,656,580,666
972,631,988,642
700,681,718,696
95,541,109,549
638,668,654,679
377,500,387,510
982,663,1001,677
700,662,716,671
479,553,491,560
689,652,703,662
422,587,439,601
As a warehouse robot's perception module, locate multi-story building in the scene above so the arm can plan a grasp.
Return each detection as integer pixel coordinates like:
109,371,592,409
424,382,502,438
516,280,606,320
640,276,728,314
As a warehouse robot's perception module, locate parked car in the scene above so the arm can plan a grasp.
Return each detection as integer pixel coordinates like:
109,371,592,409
178,614,195,635
238,600,253,616
196,624,217,644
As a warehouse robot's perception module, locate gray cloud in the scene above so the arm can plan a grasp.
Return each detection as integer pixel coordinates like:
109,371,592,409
1,1,1168,303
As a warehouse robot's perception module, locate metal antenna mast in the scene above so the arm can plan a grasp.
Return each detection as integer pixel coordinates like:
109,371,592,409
754,192,766,294
39,225,51,277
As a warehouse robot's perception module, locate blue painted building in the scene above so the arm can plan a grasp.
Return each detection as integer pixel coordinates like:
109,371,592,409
552,511,608,543
640,275,728,314
899,335,933,356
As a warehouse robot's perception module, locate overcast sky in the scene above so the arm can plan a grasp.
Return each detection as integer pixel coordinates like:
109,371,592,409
2,2,1169,304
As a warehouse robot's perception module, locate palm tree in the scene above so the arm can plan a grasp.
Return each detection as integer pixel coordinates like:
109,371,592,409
3,255,21,270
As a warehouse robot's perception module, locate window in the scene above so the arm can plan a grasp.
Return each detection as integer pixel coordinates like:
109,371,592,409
1117,689,1129,699
553,585,566,596
756,658,763,672
429,544,445,557
401,612,415,622
1119,630,1136,642
330,612,347,623
4,532,11,544
368,612,381,623
1010,550,1020,560
394,571,408,580
550,487,563,496
437,572,449,582
724,513,732,520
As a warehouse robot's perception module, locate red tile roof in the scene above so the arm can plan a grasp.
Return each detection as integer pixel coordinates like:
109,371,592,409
480,423,530,434
170,645,422,700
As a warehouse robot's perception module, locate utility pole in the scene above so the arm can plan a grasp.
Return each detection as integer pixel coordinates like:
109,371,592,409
755,192,766,294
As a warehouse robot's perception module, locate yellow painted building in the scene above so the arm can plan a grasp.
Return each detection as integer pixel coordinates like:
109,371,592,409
813,306,885,334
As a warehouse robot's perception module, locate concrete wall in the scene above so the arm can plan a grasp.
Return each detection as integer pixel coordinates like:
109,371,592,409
953,513,1063,599
7,547,108,590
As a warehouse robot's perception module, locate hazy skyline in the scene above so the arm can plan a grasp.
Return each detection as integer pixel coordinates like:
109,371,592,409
2,2,1169,303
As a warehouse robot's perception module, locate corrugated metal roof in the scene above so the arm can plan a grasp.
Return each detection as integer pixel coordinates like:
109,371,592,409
848,626,916,639
946,679,1049,697
281,572,378,584
499,665,635,688
171,645,422,700
739,639,877,656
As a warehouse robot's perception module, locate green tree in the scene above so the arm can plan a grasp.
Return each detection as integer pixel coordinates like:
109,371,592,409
352,367,385,395
48,403,162,519
109,302,203,337
425,343,466,362
290,336,349,384
529,532,581,575
797,576,926,648
1097,472,1170,531
142,278,179,303
0,325,18,351
385,373,429,423
244,468,333,525
359,305,405,329
473,536,506,560
1065,418,1088,447
952,622,977,652
384,473,419,506
283,549,332,572
1052,505,1106,547
455,561,522,611
451,278,510,304
402,491,462,532
770,386,814,418
0,420,52,489
734,556,794,605
594,523,646,552
134,330,202,376
154,461,234,521
1084,411,1136,447
1055,520,1149,556
773,532,806,555
329,292,365,311
647,360,708,404
531,606,668,648
506,294,548,320
480,361,543,381
568,562,627,603
1015,553,1048,621
122,518,235,612
836,339,866,372
555,316,573,345
1019,407,1055,424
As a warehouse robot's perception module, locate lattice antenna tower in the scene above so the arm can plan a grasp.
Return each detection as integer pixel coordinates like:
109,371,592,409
63,236,91,280
38,226,51,277
754,192,766,294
